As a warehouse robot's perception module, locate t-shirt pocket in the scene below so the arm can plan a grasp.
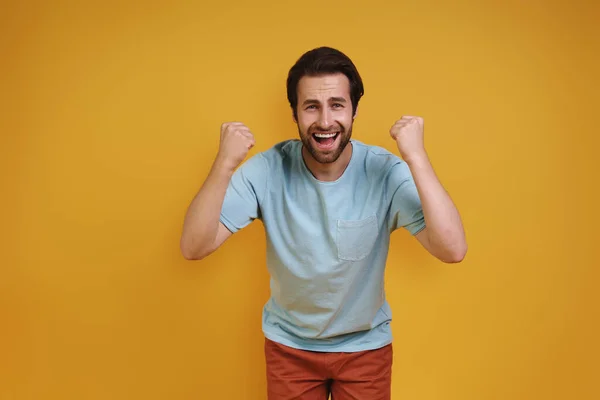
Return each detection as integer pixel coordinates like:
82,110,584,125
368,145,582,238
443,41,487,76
336,215,378,261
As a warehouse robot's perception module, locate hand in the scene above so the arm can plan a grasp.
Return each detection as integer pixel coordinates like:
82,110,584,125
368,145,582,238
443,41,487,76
389,116,426,163
216,122,256,171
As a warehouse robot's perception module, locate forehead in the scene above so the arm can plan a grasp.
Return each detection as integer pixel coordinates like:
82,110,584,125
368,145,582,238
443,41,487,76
297,73,351,101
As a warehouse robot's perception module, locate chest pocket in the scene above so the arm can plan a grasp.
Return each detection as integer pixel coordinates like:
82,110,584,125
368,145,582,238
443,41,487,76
336,215,379,261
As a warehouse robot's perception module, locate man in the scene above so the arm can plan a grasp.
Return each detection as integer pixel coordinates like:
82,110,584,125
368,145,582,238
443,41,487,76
180,47,467,399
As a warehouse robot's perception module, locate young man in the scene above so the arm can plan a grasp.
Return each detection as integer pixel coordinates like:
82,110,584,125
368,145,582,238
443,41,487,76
180,47,467,399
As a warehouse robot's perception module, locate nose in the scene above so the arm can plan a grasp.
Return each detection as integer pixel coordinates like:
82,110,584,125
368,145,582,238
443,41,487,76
317,108,333,130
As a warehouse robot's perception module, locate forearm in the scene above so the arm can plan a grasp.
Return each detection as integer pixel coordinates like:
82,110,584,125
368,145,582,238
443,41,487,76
180,157,233,259
406,153,467,262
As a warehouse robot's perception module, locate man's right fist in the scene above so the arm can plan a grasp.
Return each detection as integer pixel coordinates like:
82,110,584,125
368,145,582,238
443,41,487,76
217,122,255,171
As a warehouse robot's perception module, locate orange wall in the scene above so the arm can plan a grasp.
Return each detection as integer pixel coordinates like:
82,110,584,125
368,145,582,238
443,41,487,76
2,1,599,399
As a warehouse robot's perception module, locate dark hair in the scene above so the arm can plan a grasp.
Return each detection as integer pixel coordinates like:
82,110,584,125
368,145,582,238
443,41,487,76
286,46,364,120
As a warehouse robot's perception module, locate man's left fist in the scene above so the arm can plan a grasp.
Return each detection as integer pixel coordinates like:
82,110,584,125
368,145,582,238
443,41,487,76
390,116,426,162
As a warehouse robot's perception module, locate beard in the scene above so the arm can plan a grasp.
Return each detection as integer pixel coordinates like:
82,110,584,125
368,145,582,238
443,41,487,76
299,122,353,164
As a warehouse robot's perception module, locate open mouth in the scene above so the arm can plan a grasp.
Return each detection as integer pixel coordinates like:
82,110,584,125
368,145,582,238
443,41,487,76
312,132,340,149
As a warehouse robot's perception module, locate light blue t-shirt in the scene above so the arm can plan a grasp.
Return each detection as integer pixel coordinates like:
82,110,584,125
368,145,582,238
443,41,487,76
220,139,425,352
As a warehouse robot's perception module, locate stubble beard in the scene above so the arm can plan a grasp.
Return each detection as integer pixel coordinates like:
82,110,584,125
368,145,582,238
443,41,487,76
299,123,353,164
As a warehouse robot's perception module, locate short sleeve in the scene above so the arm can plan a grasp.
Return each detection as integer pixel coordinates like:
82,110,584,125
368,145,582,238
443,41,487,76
219,153,268,233
386,162,426,235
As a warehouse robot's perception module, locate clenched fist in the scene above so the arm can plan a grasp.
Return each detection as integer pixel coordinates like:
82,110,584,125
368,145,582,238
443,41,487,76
390,116,426,163
216,122,256,171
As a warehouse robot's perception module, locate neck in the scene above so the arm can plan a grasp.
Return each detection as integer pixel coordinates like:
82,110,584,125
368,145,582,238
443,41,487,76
302,142,353,182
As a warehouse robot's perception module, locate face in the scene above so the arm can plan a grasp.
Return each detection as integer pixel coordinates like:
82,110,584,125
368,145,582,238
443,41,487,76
295,73,356,164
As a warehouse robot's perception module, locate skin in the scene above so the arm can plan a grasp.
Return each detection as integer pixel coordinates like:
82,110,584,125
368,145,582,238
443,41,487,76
390,116,467,262
294,73,356,182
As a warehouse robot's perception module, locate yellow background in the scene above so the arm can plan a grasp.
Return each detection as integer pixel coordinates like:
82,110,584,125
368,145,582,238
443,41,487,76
2,0,599,399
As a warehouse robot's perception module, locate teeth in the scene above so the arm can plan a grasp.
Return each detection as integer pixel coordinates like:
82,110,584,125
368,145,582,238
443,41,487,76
314,132,338,138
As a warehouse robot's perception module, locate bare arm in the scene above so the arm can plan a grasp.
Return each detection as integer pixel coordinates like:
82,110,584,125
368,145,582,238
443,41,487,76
180,160,234,260
180,122,255,260
409,155,467,263
390,116,467,263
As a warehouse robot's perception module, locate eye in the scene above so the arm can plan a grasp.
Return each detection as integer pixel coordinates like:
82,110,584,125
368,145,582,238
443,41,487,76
306,105,317,110
332,103,344,108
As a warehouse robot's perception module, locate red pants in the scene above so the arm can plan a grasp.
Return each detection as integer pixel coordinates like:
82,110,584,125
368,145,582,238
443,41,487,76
264,338,393,400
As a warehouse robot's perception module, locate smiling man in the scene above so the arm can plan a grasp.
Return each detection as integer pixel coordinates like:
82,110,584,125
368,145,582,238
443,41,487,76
180,47,467,399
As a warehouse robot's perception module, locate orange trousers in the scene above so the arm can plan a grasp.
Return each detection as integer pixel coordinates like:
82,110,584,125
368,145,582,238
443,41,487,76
264,338,393,400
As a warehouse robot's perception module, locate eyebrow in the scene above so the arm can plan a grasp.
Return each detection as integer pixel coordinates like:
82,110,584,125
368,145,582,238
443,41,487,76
302,97,348,106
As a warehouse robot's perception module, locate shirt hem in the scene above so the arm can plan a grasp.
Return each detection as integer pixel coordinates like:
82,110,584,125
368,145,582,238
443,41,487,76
262,331,393,353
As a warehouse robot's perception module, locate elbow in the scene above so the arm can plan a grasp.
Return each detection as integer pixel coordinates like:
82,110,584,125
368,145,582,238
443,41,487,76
438,242,468,264
181,249,204,261
443,253,465,264
180,239,208,261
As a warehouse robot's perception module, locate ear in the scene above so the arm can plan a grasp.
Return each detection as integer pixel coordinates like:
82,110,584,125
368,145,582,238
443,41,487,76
353,106,359,119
